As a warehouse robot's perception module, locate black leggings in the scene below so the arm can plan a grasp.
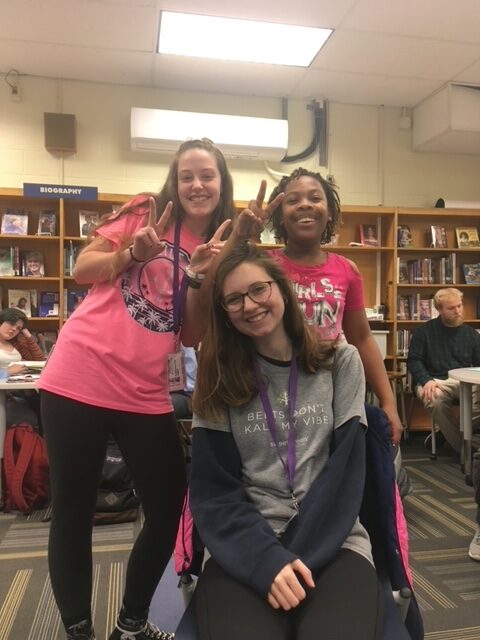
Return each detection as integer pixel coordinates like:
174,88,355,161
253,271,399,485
41,390,186,629
195,550,383,640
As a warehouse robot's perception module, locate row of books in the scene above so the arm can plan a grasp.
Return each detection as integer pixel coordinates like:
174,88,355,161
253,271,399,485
0,247,46,277
2,288,86,318
397,295,440,321
1,209,102,238
1,209,57,236
396,330,413,357
397,224,480,248
397,256,480,285
397,255,456,285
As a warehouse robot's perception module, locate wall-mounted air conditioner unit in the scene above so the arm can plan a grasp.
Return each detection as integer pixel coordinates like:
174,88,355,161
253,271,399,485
130,107,288,161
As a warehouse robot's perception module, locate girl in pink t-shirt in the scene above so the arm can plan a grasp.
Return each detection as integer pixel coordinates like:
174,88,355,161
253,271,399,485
265,168,402,446
38,139,235,640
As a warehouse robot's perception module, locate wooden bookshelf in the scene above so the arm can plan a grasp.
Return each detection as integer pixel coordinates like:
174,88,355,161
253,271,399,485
2,191,478,429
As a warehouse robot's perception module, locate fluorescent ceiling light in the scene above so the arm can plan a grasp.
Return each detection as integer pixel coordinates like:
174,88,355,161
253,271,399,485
158,11,332,67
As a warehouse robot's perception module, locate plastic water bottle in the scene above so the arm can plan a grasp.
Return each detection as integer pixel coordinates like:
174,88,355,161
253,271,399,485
0,367,9,382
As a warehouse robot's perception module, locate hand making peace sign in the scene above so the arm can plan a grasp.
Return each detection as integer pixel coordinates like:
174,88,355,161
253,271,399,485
130,197,173,262
189,218,232,275
235,180,285,241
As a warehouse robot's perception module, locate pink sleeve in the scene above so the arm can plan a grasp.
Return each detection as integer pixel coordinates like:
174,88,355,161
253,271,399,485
344,263,366,312
94,196,149,249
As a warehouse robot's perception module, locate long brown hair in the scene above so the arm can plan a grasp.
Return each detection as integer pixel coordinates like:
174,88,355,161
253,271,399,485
193,243,335,423
94,138,237,279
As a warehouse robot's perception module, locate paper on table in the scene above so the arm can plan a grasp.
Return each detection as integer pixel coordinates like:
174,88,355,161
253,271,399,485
18,361,46,368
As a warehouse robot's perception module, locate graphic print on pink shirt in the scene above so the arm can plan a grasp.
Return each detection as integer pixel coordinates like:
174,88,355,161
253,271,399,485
121,239,191,333
290,275,343,330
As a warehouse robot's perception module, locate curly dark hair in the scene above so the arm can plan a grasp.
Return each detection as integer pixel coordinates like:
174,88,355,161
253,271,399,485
267,168,341,244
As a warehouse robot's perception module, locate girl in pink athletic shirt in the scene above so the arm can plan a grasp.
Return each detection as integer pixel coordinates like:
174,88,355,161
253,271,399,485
38,139,234,640
265,168,402,445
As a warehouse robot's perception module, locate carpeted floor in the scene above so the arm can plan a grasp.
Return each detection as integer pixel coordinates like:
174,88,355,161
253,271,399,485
0,507,184,639
402,435,480,639
0,435,479,639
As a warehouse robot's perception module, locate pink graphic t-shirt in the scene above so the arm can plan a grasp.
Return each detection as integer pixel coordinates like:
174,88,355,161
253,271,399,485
38,196,203,415
270,250,365,337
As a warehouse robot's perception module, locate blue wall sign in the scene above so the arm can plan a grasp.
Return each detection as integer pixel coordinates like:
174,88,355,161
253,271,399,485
23,183,98,200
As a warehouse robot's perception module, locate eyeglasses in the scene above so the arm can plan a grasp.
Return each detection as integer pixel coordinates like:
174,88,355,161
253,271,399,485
222,280,275,312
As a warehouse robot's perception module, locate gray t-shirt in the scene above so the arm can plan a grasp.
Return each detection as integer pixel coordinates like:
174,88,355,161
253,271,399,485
193,342,372,564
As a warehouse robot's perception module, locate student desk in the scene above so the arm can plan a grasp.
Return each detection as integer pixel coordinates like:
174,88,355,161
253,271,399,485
448,367,480,484
0,380,38,504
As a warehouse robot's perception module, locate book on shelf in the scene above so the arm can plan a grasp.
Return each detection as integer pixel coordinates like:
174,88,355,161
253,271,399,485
34,331,57,357
1,210,28,235
397,225,413,247
64,241,81,276
79,210,99,238
21,250,45,277
396,329,412,358
7,289,32,317
397,295,411,320
0,247,15,276
418,297,438,321
462,263,480,285
63,288,87,318
29,289,38,317
39,291,59,317
37,210,57,236
431,225,447,248
456,227,480,248
397,259,409,283
359,223,378,247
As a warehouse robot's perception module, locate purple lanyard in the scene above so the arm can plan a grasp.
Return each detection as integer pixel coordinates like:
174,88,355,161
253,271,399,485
254,356,298,494
172,219,187,336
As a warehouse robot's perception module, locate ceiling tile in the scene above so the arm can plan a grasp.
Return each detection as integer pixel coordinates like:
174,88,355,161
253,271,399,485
292,68,439,107
342,0,480,44
152,55,305,97
312,29,480,80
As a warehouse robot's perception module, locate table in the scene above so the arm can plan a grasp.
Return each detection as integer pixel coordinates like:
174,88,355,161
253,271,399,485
448,367,480,483
0,380,38,504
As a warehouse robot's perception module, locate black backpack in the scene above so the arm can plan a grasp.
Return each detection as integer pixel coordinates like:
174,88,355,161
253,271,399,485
94,438,140,525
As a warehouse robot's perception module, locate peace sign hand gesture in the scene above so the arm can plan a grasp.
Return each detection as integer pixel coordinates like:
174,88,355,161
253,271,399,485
130,197,173,262
235,180,285,241
189,218,231,275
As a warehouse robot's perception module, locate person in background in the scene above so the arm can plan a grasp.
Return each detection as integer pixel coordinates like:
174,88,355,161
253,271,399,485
171,344,197,420
0,308,44,426
407,287,480,560
262,168,402,444
407,287,480,454
189,243,382,640
38,138,236,640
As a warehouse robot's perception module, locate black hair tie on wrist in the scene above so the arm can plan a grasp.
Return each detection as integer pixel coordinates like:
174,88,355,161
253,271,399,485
128,245,142,263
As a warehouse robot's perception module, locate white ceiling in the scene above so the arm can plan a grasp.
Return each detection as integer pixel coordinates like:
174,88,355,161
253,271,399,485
2,0,480,108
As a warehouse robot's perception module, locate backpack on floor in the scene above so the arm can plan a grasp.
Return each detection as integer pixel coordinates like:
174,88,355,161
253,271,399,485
94,438,140,525
3,422,49,514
